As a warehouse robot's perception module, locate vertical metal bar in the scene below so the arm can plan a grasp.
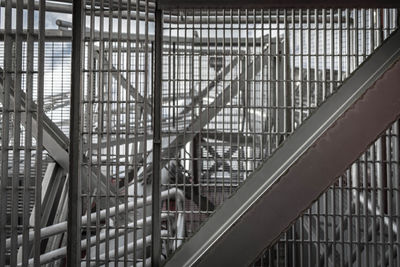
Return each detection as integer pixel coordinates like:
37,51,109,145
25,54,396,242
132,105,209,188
10,0,23,265
124,0,132,264
362,152,369,267
105,2,113,265
314,10,321,264
322,11,329,266
331,170,336,267
0,0,12,264
299,10,305,267
353,9,361,267
206,9,211,219
134,0,140,263
200,8,206,215
143,0,150,262
346,9,353,267
167,9,172,252
214,9,218,215
306,9,310,120
174,8,181,240
338,8,342,88
244,9,248,181
339,174,344,267
284,9,291,139
291,9,295,134
230,9,234,197
22,0,35,265
362,9,366,64
276,9,281,146
314,9,319,109
183,8,188,229
352,161,361,267
371,139,377,266
306,11,312,265
377,138,385,267
152,6,163,266
354,9,359,70
85,0,95,265
34,0,46,265
267,10,271,156
191,10,198,214
68,0,83,265
261,9,265,163
115,0,122,264
252,8,256,179
299,9,303,124
96,1,105,264
322,9,326,101
222,9,226,201
386,126,394,267
347,168,353,265
394,120,400,267
291,11,297,266
330,9,334,95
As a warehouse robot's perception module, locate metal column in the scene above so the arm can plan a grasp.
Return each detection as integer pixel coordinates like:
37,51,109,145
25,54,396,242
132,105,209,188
152,6,163,266
67,0,83,265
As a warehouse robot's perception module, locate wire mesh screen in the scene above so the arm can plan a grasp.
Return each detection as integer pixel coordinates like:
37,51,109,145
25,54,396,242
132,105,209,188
254,120,400,267
159,8,399,260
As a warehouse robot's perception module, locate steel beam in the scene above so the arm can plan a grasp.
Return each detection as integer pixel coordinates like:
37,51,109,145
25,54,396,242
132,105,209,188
164,29,400,267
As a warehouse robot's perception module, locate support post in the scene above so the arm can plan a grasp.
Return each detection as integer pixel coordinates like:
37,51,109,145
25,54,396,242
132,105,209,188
67,0,83,266
152,5,163,266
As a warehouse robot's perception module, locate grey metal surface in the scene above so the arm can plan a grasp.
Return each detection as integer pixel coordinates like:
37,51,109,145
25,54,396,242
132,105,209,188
163,28,400,267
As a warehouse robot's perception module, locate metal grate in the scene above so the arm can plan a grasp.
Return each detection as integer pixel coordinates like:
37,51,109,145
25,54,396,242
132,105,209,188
0,2,399,266
254,120,400,267
159,8,399,260
0,0,46,266
79,0,157,265
0,2,71,266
